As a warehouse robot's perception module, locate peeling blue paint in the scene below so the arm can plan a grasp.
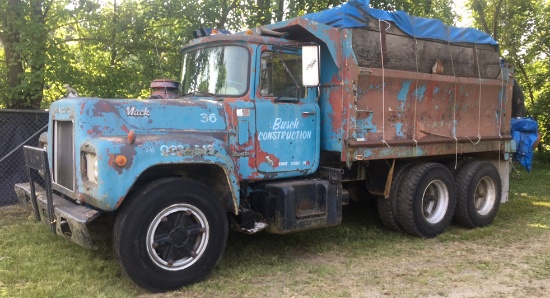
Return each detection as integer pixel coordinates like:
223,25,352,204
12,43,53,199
395,123,404,137
356,112,377,135
414,85,427,101
397,80,412,110
452,120,457,137
363,149,373,158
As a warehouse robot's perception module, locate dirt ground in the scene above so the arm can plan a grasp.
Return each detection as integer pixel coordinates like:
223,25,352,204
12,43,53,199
218,232,550,298
340,238,550,297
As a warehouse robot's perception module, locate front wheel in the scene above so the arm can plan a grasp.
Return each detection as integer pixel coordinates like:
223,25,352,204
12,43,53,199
113,178,228,292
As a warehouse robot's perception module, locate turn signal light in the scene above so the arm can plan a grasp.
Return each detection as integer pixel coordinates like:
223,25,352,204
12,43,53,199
115,155,127,167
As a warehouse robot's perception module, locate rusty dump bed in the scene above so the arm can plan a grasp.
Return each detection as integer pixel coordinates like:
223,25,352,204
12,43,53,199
342,26,512,162
345,65,512,161
267,18,513,164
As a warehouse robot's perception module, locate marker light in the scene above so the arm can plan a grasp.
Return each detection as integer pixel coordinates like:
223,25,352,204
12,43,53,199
128,130,136,144
115,155,127,167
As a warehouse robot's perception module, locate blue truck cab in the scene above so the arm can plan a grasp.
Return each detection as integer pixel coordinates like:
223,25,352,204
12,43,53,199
15,4,515,292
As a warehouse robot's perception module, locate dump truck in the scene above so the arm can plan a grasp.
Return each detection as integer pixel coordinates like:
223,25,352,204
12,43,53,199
15,1,515,292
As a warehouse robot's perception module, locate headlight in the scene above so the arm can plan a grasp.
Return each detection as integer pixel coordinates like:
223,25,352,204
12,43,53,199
93,159,98,182
82,152,98,184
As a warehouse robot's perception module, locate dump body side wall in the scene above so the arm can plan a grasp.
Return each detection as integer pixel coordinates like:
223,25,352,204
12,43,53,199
341,29,513,163
350,67,512,145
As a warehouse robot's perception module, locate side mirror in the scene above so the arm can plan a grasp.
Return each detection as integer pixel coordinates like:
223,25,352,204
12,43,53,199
302,45,320,87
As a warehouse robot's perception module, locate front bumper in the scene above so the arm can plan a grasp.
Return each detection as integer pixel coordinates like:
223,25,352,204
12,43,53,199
14,182,102,250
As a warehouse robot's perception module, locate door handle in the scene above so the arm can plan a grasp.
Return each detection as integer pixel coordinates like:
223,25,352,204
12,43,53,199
302,111,316,116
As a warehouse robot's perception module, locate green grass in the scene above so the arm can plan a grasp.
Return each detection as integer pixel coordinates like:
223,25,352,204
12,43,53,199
1,162,550,297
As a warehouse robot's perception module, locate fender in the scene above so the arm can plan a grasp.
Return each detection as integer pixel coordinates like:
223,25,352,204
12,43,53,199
77,132,240,213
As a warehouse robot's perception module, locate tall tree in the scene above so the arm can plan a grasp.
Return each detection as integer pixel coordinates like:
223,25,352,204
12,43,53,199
0,0,27,108
468,0,549,149
469,0,541,106
0,0,78,109
1,0,458,109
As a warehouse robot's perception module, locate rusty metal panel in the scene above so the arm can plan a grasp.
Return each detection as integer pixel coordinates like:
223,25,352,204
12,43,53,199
347,138,511,161
345,66,512,161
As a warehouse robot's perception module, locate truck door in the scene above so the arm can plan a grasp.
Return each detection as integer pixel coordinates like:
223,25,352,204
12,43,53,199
254,46,320,175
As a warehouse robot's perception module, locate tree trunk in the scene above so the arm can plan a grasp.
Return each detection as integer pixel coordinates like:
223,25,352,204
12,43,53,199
28,0,48,109
1,0,28,108
256,0,270,25
110,0,118,67
1,0,48,109
275,0,284,22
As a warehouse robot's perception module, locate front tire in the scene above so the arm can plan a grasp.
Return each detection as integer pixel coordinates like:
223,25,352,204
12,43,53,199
395,163,456,238
113,178,228,292
454,161,501,228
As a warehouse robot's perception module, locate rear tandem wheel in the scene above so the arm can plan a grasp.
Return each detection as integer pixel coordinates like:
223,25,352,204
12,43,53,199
395,163,456,238
454,161,501,228
377,163,414,232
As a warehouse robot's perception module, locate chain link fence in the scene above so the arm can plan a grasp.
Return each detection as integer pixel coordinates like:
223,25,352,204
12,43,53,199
0,109,49,206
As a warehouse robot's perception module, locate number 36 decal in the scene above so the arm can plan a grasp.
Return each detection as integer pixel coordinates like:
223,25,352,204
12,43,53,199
200,113,217,123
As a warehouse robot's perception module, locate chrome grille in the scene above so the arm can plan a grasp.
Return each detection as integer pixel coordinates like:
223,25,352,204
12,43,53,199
53,120,74,191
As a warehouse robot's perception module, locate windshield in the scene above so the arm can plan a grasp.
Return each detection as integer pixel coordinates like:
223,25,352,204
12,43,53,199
181,46,249,96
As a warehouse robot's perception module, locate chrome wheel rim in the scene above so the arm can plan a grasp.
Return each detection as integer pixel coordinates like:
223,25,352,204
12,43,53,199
146,204,209,271
421,180,449,224
474,176,497,216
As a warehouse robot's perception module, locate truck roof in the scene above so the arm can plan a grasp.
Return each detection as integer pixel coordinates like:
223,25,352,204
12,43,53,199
184,31,306,50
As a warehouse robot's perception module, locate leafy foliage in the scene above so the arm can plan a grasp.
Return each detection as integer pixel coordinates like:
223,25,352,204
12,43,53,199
2,0,546,152
468,0,550,151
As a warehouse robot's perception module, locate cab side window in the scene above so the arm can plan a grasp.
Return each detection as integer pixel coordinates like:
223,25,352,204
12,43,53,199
260,51,306,98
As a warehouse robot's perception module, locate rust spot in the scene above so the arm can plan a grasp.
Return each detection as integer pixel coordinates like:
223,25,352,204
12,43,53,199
92,100,116,117
255,145,280,170
76,193,87,203
114,197,125,209
87,125,103,136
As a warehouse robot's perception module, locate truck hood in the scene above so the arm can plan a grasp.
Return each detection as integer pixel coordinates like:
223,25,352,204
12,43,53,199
50,97,227,135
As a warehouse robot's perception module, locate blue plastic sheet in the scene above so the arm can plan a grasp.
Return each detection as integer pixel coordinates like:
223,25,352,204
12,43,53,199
303,0,498,46
511,117,539,172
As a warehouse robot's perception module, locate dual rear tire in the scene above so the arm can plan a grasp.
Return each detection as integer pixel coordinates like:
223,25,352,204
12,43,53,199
377,161,501,238
454,161,501,228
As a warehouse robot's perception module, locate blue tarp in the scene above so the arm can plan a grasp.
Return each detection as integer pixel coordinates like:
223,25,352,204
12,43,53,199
303,0,498,46
511,117,539,172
